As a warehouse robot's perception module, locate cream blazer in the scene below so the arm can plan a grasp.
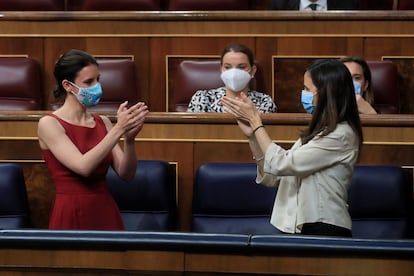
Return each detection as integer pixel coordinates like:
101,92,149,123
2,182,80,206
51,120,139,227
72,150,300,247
257,122,359,233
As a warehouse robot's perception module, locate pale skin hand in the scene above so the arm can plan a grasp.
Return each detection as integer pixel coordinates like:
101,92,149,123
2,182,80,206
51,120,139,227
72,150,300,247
356,95,377,115
221,93,273,174
38,101,148,180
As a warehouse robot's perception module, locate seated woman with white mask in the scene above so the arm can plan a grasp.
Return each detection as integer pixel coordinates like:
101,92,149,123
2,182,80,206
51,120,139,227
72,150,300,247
186,43,277,113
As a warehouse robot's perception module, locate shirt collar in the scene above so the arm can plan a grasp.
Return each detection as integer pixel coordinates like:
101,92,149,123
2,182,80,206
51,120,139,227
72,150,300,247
300,0,328,11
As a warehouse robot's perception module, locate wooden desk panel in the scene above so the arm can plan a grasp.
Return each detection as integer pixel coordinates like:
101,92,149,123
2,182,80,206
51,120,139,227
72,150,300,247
0,248,184,274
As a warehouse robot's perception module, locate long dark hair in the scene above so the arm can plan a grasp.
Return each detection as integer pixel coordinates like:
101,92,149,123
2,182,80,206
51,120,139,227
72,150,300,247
53,49,98,98
300,59,363,149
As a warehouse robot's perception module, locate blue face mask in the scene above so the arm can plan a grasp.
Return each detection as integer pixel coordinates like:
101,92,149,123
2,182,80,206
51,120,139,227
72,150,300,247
69,81,102,107
353,81,361,95
301,90,314,114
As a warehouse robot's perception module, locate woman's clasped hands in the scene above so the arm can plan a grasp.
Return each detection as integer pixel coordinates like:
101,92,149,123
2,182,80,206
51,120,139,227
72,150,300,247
116,101,149,141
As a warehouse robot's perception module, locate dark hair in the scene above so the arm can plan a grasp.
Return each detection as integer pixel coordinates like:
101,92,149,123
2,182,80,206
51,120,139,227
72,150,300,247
339,56,373,104
220,43,255,66
300,59,363,149
220,43,256,90
53,49,99,98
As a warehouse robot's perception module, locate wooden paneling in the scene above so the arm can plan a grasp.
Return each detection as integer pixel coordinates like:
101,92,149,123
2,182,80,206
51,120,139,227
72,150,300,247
185,253,414,276
0,247,413,275
1,12,414,112
0,248,184,274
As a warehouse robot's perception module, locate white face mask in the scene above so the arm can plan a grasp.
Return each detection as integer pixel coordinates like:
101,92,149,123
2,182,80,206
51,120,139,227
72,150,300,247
220,68,252,92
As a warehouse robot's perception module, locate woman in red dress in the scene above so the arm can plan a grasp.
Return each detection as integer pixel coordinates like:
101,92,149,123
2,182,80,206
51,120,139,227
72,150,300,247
38,49,148,230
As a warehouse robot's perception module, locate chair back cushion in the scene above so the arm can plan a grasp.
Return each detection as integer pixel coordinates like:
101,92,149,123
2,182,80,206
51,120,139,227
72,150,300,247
171,59,265,112
171,60,222,111
75,0,161,10
0,57,42,110
167,0,249,10
398,0,414,10
49,59,139,111
348,165,411,239
106,160,176,231
91,59,139,112
0,163,31,229
0,0,63,10
368,60,400,114
359,0,394,10
192,162,280,234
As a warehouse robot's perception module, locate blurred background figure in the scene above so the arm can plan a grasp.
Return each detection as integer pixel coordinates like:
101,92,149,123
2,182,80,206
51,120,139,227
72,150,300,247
271,0,359,11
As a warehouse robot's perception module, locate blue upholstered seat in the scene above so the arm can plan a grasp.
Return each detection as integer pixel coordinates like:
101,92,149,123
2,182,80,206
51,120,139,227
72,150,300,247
0,163,31,229
106,160,177,231
192,163,413,238
191,162,281,234
348,165,412,239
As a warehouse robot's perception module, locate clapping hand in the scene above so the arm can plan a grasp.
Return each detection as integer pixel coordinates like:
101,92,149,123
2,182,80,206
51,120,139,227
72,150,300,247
117,101,149,141
221,92,261,137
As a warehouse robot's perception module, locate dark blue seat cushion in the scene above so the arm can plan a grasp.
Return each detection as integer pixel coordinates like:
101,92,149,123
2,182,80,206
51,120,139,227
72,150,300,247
192,163,280,234
107,160,176,231
348,166,412,239
0,163,31,229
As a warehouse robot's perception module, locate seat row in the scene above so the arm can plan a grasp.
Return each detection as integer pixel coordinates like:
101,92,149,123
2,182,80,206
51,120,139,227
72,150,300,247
0,0,413,11
0,57,138,112
1,161,413,239
0,57,401,114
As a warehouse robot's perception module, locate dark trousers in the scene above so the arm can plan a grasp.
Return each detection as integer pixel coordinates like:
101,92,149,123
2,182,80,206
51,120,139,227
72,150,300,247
301,222,352,238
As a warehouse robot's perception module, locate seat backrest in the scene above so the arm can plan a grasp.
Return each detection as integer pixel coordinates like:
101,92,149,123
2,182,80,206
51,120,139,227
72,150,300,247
0,0,64,10
170,59,265,112
192,162,281,234
106,160,177,231
171,60,222,112
49,58,139,111
0,57,43,110
91,59,140,112
348,165,412,239
397,0,414,10
367,60,400,114
71,0,161,11
0,163,31,229
167,0,249,10
359,0,394,10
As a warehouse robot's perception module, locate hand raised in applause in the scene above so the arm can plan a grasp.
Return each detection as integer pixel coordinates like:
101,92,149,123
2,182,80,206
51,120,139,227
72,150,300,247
221,92,263,137
116,101,149,142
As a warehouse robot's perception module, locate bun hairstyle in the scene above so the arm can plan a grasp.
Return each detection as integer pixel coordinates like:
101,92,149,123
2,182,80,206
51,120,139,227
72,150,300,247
53,49,99,98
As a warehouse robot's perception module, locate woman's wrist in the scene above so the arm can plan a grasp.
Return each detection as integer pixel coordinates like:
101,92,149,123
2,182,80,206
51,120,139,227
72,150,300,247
252,125,264,135
253,155,264,162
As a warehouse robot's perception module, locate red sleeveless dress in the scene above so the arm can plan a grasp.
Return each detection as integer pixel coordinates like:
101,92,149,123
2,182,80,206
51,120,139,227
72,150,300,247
42,113,124,230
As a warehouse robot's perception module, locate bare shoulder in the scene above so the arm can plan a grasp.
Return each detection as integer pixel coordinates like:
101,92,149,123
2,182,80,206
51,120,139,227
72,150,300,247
38,114,58,128
38,114,65,134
